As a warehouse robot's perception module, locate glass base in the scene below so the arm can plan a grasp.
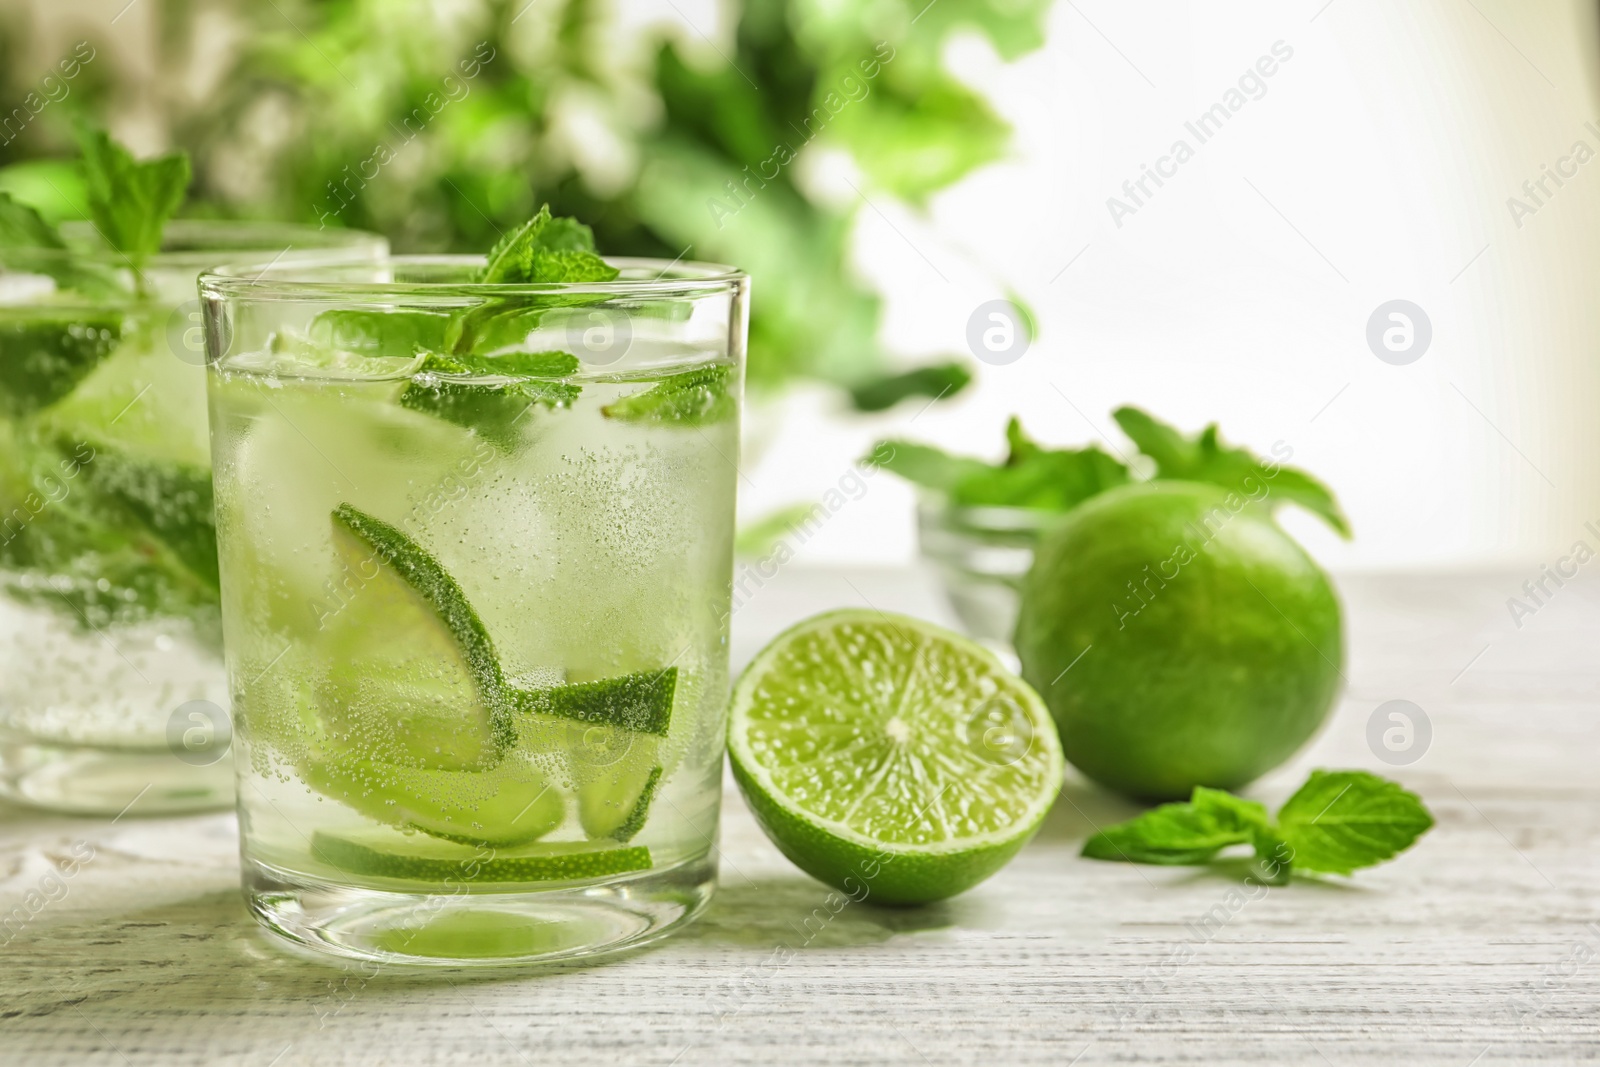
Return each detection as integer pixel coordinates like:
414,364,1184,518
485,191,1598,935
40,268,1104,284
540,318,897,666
0,739,234,815
244,854,716,968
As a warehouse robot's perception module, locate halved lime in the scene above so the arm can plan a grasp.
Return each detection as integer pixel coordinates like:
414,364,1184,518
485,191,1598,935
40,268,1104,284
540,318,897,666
728,610,1063,905
310,831,651,884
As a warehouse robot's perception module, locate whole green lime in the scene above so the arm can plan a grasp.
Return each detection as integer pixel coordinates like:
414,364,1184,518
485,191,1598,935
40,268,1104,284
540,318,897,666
1015,481,1343,801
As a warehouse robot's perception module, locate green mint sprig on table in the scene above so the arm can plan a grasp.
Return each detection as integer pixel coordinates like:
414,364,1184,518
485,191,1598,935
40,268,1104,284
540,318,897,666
1083,770,1434,885
75,120,190,278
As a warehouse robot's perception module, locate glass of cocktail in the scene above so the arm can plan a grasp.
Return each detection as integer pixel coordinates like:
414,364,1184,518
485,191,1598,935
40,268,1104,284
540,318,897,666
200,253,746,966
0,222,386,815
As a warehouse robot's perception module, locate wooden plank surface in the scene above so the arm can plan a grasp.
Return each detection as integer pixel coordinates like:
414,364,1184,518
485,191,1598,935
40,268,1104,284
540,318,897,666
1,569,1597,1065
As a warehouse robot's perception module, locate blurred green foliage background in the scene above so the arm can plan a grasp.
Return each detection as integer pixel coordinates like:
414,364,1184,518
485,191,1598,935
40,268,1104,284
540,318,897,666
0,0,1048,399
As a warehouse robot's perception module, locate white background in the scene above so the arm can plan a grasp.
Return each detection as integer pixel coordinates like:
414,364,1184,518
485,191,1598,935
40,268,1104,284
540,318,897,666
17,0,1600,573
739,0,1600,574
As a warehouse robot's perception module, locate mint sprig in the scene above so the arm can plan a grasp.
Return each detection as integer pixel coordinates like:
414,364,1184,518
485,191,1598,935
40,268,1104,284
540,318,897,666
478,204,616,286
869,416,1130,511
1112,406,1350,537
76,120,190,272
1083,769,1432,882
448,204,620,357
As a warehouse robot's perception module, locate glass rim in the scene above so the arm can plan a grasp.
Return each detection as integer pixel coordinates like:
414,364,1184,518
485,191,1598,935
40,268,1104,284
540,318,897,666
197,254,747,304
56,218,389,271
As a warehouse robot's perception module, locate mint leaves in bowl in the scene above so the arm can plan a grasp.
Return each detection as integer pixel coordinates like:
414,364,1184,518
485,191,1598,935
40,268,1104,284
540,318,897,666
868,407,1349,653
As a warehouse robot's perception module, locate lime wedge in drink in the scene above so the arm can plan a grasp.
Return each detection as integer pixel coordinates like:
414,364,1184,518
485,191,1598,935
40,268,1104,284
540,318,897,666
728,610,1063,904
306,754,564,848
310,504,681,845
314,503,513,770
310,831,651,884
582,764,662,842
514,669,676,841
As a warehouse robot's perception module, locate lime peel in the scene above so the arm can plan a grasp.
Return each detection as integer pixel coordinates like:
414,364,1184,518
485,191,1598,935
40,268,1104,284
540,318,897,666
311,831,651,884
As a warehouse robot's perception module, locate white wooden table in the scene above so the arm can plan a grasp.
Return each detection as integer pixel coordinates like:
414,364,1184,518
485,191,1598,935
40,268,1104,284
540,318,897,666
2,568,1596,1065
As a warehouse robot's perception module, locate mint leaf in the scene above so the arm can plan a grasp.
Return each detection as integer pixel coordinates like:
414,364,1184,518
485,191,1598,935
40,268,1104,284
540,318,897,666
76,122,190,268
1082,787,1271,865
0,192,66,250
308,309,451,354
735,502,821,558
399,350,579,448
869,417,1129,511
526,248,618,284
1080,770,1433,882
1275,770,1434,876
865,440,991,496
478,204,615,285
453,206,618,356
480,207,553,284
602,364,733,426
848,361,972,412
1113,406,1351,538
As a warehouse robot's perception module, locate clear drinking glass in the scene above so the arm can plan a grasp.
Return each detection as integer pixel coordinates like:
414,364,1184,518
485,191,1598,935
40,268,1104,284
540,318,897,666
200,255,747,966
0,222,386,815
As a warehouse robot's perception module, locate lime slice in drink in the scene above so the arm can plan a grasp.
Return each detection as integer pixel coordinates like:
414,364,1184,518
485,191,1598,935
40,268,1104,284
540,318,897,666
310,831,651,885
314,504,512,770
728,609,1063,905
306,753,565,848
